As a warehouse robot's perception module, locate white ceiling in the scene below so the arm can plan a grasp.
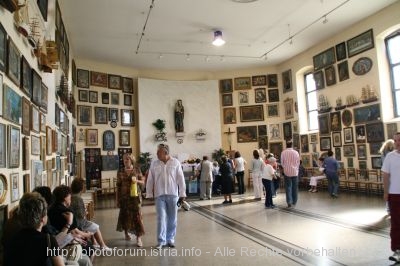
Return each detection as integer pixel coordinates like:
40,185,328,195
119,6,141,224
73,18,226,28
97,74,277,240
58,0,398,71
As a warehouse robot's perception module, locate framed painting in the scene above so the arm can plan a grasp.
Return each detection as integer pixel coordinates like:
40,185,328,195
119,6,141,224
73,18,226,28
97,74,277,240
40,83,48,113
313,70,325,90
8,125,20,168
352,57,373,76
234,77,251,90
335,42,347,61
347,157,354,168
254,88,266,103
318,113,330,135
30,105,40,133
338,61,350,82
10,173,19,202
77,105,92,126
292,121,298,134
268,89,279,102
258,125,267,136
0,23,6,72
237,126,257,143
119,130,130,146
343,127,353,144
108,74,121,89
267,104,279,117
369,142,382,155
77,68,89,88
7,38,21,86
94,107,108,124
31,70,42,106
353,104,381,124
284,98,294,119
239,105,264,122
313,47,336,71
71,59,76,85
330,111,341,131
335,147,341,161
111,92,119,105
31,159,43,189
37,0,48,21
238,91,249,104
269,142,283,159
79,90,88,102
292,133,300,150
101,155,119,171
122,77,134,93
89,91,98,103
109,108,118,121
300,134,309,153
366,122,385,143
101,92,109,104
0,74,2,116
23,174,30,193
371,157,382,169
343,144,355,157
332,132,342,147
267,74,278,88
223,107,236,124
357,144,367,160
320,136,331,151
86,129,98,146
0,174,7,204
222,94,233,106
219,79,233,93
21,97,30,135
283,122,292,140
121,109,135,126
0,123,6,168
124,94,132,106
3,84,22,125
20,56,32,97
325,65,336,86
386,123,398,139
31,135,40,155
258,135,268,150
90,71,108,87
341,109,352,127
269,123,281,141
355,125,366,143
282,69,292,93
301,155,311,167
46,126,52,155
309,133,318,144
347,29,374,58
103,130,115,151
252,75,267,86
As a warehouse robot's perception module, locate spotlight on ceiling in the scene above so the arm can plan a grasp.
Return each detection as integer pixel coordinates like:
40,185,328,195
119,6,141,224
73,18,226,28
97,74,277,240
212,30,225,46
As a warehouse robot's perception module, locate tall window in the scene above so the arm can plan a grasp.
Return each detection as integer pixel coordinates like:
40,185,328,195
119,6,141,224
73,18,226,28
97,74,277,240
305,72,318,130
386,31,400,117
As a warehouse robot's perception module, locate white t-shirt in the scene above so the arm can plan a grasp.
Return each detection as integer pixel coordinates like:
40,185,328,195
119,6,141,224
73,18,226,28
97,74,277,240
235,157,246,172
382,151,400,194
261,164,275,180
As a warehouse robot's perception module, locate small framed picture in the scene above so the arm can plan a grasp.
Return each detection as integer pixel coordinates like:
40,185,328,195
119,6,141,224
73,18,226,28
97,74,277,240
366,122,385,143
325,65,336,86
283,122,292,140
343,127,354,143
223,107,236,124
252,75,267,86
254,88,266,103
124,94,133,106
267,104,279,117
320,136,331,151
109,108,118,121
335,42,347,61
79,90,88,102
102,92,109,104
219,79,233,93
222,94,233,106
332,132,342,147
108,74,121,89
238,91,249,104
121,109,135,126
268,89,279,102
234,77,251,90
386,123,398,139
94,107,108,124
89,91,98,103
267,74,278,88
282,69,292,93
369,142,382,155
284,98,294,119
10,173,19,202
21,97,31,135
77,105,92,126
300,134,309,153
309,133,318,144
371,157,382,169
8,125,21,168
77,68,89,88
330,111,342,131
86,129,98,146
119,130,130,146
90,71,108,87
338,61,350,82
357,144,367,160
111,92,119,105
355,125,366,143
314,70,325,90
103,130,115,151
343,144,355,157
122,77,134,93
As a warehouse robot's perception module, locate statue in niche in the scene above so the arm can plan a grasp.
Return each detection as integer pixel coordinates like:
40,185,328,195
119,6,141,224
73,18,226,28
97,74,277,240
174,99,184,132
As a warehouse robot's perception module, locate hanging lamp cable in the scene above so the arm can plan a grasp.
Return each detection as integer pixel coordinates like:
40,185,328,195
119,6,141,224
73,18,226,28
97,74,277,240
135,0,155,54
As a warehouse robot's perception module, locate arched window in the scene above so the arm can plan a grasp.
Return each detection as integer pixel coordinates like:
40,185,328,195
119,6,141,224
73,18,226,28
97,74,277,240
385,31,400,117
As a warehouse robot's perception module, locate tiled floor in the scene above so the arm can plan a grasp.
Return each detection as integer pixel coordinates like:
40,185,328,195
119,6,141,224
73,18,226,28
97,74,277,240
90,189,395,266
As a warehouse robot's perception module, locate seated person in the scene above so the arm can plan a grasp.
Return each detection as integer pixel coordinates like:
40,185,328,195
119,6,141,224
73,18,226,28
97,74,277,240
70,178,110,250
309,157,326,193
3,192,64,266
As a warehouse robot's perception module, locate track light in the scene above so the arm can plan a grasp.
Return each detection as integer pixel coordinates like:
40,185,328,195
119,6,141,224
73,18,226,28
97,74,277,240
212,30,225,46
323,15,328,24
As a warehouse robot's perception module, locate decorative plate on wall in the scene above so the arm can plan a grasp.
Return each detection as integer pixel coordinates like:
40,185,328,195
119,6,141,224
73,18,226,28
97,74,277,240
341,109,353,127
0,174,8,204
352,57,372,76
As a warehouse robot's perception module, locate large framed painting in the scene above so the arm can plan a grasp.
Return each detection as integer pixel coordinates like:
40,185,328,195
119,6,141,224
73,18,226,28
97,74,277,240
77,105,92,126
386,123,398,139
282,69,292,93
219,79,233,93
237,126,257,143
347,29,374,58
8,125,20,168
0,23,6,72
283,121,292,140
0,123,6,168
3,84,21,125
223,107,236,124
366,122,385,143
318,113,330,135
20,56,32,97
234,77,251,90
284,98,294,119
91,71,108,87
313,47,336,71
7,38,21,86
239,105,264,122
103,130,115,151
330,111,341,131
77,68,89,88
353,104,380,124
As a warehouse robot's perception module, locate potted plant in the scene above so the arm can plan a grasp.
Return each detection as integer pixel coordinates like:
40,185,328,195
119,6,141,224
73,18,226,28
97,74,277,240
212,148,226,165
153,119,167,141
138,152,152,175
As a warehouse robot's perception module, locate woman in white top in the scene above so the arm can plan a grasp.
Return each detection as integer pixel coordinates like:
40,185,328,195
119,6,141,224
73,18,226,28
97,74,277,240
251,150,264,200
262,157,276,208
309,157,325,193
234,151,247,194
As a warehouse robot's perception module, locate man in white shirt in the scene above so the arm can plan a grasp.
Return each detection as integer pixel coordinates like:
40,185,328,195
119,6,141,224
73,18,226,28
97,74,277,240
146,144,186,249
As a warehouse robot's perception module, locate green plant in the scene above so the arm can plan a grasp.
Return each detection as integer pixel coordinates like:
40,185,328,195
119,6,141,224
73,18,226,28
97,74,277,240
138,152,152,174
212,148,226,165
152,119,166,132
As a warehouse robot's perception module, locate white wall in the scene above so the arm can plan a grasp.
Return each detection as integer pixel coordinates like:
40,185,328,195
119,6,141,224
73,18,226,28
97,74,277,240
138,78,221,161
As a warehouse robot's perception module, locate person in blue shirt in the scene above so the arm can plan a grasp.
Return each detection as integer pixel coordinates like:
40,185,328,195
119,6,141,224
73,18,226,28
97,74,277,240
323,150,340,198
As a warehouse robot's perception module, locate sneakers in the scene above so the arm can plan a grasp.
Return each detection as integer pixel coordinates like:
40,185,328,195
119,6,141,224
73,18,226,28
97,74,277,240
222,200,229,204
167,243,175,248
102,246,112,252
137,237,143,247
389,250,400,262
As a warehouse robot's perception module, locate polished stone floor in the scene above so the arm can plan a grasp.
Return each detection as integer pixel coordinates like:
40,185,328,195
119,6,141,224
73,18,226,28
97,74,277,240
90,189,395,266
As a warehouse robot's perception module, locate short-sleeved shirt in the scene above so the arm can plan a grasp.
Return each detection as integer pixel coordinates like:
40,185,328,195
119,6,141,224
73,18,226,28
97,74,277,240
382,151,400,194
48,203,78,231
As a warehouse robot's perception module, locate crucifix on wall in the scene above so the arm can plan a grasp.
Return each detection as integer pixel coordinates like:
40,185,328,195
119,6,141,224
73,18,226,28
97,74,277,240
223,127,235,151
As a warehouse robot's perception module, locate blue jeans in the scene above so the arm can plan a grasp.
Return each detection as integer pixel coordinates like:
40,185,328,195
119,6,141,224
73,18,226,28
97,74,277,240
284,176,298,205
262,179,274,207
236,171,245,194
155,195,178,245
326,172,339,195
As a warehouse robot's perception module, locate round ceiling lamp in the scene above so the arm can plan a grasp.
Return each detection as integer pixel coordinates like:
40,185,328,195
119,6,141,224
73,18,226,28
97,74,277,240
212,30,225,46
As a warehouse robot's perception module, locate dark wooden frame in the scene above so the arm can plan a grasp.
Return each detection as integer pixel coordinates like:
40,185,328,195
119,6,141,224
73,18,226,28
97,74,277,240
223,107,236,124
282,69,292,93
239,105,264,122
347,29,374,58
318,113,330,135
357,144,367,160
77,68,89,88
284,98,294,119
222,94,233,106
3,84,21,125
267,74,278,88
78,90,88,102
330,111,342,131
313,47,336,71
355,125,366,143
0,23,6,72
325,65,336,86
86,129,98,146
386,123,398,139
122,77,134,93
268,89,279,102
254,87,266,103
77,105,92,126
6,38,21,86
124,94,132,106
313,70,325,90
90,71,108,87
237,126,257,143
266,104,279,117
252,75,267,86
332,132,342,147
219,79,233,93
20,56,32,97
31,70,41,107
371,157,382,169
121,109,135,126
353,103,380,124
343,144,355,157
320,136,331,151
111,92,119,105
234,77,251,90
365,122,385,143
21,97,30,135
108,74,122,89
352,57,373,76
0,123,6,168
341,109,352,127
338,61,350,82
94,107,108,124
119,130,130,146
89,91,98,103
40,83,48,113
109,108,118,121
335,42,347,61
103,130,115,151
101,92,109,104
10,172,19,202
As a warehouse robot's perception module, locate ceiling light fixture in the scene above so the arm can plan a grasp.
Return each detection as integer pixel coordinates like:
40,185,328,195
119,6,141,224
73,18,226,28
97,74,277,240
212,30,225,46
186,54,190,61
323,15,328,24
